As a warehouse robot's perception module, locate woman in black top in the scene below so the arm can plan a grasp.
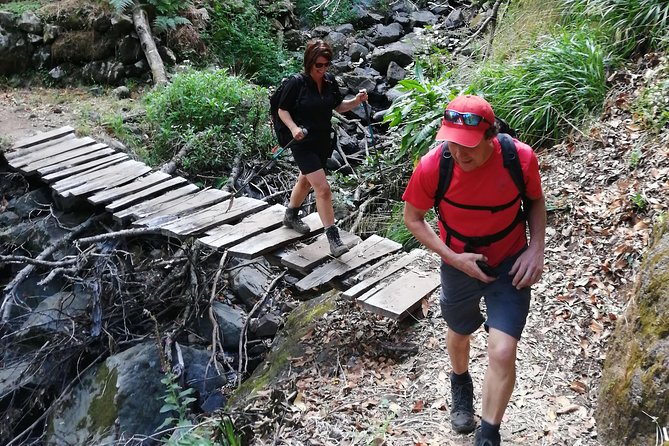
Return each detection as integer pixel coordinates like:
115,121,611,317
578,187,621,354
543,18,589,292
278,39,368,257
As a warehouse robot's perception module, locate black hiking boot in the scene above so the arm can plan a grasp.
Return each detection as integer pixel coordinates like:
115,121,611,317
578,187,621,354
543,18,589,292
450,372,476,434
474,427,500,446
283,207,310,234
325,226,349,257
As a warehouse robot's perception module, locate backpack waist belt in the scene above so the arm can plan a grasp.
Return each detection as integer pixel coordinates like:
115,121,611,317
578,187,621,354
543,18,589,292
440,205,526,250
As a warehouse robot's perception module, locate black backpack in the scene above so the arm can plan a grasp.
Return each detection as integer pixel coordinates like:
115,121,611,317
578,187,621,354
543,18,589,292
433,128,531,251
269,73,306,146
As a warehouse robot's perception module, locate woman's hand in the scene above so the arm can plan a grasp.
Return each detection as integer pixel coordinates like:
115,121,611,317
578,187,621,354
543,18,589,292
291,126,306,141
356,89,369,105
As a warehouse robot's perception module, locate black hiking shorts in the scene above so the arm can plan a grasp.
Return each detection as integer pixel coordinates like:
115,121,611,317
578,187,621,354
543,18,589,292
439,249,531,340
290,130,333,175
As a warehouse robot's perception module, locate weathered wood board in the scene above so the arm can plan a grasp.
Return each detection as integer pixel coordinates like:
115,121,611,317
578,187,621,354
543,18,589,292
158,196,268,236
281,231,362,274
356,269,440,320
9,137,97,169
21,142,109,174
105,177,190,213
342,249,431,300
197,204,286,249
131,189,230,228
37,148,120,178
52,159,144,193
9,126,75,152
87,171,173,205
5,132,77,162
295,234,402,291
112,184,200,222
59,163,153,198
228,213,324,259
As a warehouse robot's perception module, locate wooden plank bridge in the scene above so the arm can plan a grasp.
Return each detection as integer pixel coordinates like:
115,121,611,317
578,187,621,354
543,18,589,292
2,126,441,320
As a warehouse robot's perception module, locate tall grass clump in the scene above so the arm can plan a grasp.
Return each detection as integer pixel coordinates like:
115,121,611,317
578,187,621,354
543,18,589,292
562,0,669,57
144,69,272,183
207,0,296,86
295,0,359,27
473,28,608,147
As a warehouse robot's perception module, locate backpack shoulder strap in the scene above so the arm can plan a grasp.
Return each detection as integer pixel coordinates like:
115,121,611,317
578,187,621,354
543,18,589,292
434,142,453,211
498,133,525,198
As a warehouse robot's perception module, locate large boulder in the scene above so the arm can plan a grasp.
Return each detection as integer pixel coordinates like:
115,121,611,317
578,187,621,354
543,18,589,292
47,342,227,444
596,220,669,445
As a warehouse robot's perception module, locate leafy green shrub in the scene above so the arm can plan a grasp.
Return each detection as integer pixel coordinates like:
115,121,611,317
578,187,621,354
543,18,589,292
474,28,608,147
206,1,296,86
382,63,459,162
1,0,44,14
144,69,273,181
562,0,669,56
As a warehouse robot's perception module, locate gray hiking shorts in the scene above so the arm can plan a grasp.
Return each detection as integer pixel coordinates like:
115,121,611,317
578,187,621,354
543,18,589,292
439,249,531,340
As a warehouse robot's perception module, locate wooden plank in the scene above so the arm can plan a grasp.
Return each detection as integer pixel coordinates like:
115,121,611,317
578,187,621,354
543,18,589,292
281,231,362,274
5,132,76,160
105,177,189,213
112,184,200,222
8,137,96,168
228,213,324,259
356,269,440,320
158,196,268,236
52,160,146,193
60,164,153,198
87,171,172,205
131,189,230,228
41,152,129,182
22,142,108,174
342,249,430,300
38,147,117,176
11,126,75,150
295,235,402,292
197,204,286,249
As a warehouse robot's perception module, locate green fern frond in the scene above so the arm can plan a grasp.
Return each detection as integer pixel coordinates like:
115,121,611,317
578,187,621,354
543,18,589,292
153,15,191,33
108,0,135,13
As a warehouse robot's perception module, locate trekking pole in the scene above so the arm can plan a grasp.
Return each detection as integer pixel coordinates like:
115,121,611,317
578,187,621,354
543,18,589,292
225,128,307,212
363,102,385,186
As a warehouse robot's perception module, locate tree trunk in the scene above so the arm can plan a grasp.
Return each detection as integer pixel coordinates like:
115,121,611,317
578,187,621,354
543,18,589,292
132,6,168,87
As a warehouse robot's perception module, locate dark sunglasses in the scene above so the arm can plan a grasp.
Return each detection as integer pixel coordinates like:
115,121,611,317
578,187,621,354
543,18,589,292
314,61,330,69
444,109,492,127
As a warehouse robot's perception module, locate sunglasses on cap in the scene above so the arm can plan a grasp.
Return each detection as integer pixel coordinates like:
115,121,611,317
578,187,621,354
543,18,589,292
444,109,493,127
314,61,330,69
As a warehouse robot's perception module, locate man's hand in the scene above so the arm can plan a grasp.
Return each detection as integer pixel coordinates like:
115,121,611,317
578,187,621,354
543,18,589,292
452,253,497,284
508,245,544,289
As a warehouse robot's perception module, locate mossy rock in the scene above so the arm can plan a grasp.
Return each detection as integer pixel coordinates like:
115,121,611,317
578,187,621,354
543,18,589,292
227,290,337,409
596,219,669,445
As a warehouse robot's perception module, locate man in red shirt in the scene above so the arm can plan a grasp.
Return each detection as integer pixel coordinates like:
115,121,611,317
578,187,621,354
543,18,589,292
403,95,546,446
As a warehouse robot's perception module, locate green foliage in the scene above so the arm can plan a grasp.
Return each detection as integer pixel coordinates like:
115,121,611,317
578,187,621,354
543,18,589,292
207,0,296,86
107,0,192,32
473,28,608,147
295,0,358,27
158,372,197,431
630,192,648,211
384,201,436,250
632,58,669,134
562,0,669,56
629,148,642,169
382,63,459,162
0,0,44,14
144,69,273,181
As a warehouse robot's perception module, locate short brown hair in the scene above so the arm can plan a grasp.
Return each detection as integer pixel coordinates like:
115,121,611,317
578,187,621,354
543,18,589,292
303,39,333,73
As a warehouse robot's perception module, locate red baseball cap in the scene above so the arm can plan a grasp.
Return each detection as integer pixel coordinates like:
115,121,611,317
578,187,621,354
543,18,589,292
435,95,495,147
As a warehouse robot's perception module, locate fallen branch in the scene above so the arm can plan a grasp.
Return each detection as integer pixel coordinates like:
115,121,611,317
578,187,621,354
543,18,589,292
133,6,168,87
0,255,77,268
75,227,163,246
1,214,103,321
207,251,228,377
237,271,286,387
453,0,505,57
